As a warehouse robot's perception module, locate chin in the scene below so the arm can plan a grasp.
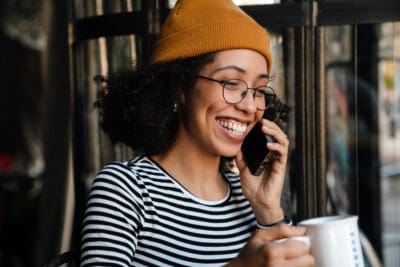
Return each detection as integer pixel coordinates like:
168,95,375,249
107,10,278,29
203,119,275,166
219,146,241,158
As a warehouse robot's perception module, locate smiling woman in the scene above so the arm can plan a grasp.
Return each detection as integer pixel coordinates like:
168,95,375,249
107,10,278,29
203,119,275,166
184,49,268,158
79,0,314,266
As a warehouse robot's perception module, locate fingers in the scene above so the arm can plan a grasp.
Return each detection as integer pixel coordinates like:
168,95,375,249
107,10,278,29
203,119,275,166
259,239,311,263
277,238,310,259
261,118,286,135
254,225,314,266
261,119,289,147
235,151,248,176
261,119,289,159
267,142,288,159
283,254,315,267
236,225,313,267
255,224,307,242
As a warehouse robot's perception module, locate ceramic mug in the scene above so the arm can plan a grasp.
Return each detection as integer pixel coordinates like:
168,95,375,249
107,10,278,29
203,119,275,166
298,215,364,267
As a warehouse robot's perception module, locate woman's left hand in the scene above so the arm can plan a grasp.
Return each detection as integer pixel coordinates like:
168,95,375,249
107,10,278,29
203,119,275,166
235,118,290,225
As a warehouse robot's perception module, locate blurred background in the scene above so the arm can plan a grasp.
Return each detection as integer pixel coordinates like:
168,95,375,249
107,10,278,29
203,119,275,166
0,0,399,266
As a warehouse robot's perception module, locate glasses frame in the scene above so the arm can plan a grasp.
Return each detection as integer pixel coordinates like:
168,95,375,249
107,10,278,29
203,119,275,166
197,75,276,110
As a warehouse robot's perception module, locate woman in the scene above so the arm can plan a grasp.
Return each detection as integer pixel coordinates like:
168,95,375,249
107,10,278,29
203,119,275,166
80,0,314,266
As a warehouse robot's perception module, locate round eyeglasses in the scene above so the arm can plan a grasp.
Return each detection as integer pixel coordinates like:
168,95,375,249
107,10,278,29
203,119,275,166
197,75,276,110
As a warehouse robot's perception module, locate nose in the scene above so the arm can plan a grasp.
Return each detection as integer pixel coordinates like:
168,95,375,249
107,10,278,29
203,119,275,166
235,90,258,113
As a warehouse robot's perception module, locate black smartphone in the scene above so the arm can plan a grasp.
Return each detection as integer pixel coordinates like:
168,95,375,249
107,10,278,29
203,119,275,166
241,107,278,176
241,99,290,176
241,122,277,176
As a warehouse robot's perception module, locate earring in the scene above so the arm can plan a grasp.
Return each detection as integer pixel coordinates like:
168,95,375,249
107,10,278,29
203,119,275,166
172,102,178,112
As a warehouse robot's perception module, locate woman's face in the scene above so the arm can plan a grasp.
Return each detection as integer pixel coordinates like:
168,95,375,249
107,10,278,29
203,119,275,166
181,49,269,157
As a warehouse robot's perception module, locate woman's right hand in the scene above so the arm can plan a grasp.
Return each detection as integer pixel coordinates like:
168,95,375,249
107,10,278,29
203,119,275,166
227,224,315,267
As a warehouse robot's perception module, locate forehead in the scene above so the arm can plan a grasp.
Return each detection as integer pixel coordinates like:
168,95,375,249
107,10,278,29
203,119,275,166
203,49,269,74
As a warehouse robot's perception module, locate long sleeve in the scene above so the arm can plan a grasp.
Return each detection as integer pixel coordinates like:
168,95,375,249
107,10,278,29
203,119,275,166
80,162,144,266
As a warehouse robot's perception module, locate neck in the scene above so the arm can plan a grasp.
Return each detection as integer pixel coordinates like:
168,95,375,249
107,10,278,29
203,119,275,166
152,140,228,201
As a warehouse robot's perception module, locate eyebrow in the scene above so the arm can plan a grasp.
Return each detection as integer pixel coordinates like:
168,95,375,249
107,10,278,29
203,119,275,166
211,65,270,79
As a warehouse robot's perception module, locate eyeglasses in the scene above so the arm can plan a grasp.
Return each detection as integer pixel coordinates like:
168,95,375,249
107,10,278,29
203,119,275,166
197,75,276,110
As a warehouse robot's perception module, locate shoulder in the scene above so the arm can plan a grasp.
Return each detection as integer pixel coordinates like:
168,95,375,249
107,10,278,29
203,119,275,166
91,155,152,193
92,155,168,189
86,155,162,217
96,155,155,177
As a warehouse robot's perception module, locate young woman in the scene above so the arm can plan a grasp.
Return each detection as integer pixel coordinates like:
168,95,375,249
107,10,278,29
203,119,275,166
80,0,314,266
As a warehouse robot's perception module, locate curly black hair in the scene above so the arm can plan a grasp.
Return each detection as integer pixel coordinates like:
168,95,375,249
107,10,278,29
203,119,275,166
95,53,216,156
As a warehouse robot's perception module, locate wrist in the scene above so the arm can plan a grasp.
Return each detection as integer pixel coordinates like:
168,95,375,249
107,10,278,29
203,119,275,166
256,215,292,229
254,207,285,226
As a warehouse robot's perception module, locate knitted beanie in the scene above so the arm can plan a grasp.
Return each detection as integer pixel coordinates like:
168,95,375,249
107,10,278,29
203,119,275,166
152,0,272,71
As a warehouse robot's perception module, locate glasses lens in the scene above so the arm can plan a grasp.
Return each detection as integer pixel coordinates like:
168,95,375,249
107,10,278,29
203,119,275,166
257,86,276,110
259,86,276,109
222,79,247,104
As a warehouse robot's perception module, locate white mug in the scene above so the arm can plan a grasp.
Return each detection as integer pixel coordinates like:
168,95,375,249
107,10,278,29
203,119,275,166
298,215,364,267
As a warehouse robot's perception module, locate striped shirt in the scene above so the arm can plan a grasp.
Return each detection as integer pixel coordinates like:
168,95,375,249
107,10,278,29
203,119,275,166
80,155,257,267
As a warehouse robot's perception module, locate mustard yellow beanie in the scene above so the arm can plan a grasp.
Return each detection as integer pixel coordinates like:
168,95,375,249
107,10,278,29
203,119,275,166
152,0,272,71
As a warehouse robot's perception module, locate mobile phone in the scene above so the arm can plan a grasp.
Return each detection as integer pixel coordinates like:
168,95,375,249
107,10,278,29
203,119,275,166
241,121,277,176
241,108,278,176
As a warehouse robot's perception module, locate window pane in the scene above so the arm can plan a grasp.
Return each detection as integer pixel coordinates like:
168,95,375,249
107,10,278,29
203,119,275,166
325,22,400,266
325,25,354,215
72,35,138,185
378,22,400,267
269,29,296,217
232,0,280,4
72,0,141,20
168,0,280,8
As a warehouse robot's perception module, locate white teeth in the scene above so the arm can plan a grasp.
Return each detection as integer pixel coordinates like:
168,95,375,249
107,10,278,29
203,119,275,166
218,120,247,135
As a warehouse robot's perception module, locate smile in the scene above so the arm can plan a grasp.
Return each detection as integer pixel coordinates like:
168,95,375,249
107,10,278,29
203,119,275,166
218,120,247,136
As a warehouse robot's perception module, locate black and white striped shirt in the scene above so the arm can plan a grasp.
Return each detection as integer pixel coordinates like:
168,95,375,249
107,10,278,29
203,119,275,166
80,155,257,267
